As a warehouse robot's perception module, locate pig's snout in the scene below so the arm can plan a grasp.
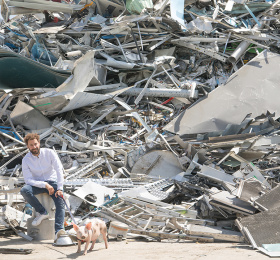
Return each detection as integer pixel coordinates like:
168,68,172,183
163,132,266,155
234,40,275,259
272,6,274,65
81,236,86,240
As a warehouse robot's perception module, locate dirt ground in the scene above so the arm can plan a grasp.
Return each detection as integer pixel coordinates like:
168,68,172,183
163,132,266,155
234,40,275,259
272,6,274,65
0,235,271,260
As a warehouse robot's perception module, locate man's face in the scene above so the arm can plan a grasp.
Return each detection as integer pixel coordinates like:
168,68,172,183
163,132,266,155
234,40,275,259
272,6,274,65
27,139,40,156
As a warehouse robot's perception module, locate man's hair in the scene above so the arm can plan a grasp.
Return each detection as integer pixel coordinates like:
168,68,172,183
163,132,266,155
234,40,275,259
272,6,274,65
24,133,40,145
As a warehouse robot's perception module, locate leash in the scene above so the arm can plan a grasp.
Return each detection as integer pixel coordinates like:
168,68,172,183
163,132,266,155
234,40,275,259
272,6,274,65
59,194,77,225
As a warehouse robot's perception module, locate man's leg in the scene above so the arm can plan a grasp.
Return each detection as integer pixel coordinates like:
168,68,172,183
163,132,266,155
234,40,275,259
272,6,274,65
20,185,48,215
48,181,65,234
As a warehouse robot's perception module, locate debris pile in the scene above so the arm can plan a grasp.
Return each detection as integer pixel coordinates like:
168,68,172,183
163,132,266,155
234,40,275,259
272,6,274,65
1,0,280,257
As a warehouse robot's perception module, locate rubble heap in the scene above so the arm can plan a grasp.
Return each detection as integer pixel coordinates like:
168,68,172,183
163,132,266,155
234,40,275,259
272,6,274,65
1,0,280,257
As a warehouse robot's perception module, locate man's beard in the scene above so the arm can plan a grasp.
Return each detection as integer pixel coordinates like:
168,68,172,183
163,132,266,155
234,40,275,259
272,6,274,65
30,148,40,155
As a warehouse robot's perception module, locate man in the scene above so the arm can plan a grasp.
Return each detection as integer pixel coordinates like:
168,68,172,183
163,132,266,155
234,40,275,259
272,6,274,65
20,133,65,240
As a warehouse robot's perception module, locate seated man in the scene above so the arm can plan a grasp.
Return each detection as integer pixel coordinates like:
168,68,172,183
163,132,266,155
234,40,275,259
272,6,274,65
20,133,65,240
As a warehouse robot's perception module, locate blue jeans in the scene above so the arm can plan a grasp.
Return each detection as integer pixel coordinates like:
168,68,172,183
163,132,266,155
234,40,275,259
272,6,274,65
20,181,65,234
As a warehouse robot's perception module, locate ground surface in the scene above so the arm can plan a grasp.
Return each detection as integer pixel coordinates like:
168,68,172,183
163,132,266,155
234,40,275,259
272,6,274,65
0,235,271,260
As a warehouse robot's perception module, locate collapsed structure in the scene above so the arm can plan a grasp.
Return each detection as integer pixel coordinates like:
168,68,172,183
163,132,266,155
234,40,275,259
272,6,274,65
1,0,280,257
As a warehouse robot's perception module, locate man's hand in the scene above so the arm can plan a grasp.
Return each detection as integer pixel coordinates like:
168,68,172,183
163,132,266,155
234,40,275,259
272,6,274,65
55,190,63,198
45,183,54,195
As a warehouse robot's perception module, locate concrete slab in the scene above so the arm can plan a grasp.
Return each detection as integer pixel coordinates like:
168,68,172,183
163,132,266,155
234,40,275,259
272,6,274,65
0,235,270,260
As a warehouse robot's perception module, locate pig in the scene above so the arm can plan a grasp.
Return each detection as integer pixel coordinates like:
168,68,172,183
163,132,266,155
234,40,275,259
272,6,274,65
73,219,108,255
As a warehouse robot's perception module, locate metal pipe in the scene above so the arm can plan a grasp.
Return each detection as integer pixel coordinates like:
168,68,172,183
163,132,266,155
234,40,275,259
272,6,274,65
148,101,174,112
6,147,26,152
0,141,8,157
64,50,82,58
121,87,197,98
134,67,158,105
130,27,143,63
115,36,129,62
0,131,25,146
228,41,250,64
137,22,144,51
228,3,278,64
8,115,24,142
179,37,227,43
160,65,180,88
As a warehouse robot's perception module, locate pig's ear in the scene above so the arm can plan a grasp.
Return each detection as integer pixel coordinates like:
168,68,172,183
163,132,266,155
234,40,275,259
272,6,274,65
85,222,92,230
73,224,79,231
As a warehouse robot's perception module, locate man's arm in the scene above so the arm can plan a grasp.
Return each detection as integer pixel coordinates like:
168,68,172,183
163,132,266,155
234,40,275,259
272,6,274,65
50,150,64,194
22,159,48,189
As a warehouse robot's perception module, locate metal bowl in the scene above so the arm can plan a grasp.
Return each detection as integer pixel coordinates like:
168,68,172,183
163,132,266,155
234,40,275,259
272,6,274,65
53,235,75,246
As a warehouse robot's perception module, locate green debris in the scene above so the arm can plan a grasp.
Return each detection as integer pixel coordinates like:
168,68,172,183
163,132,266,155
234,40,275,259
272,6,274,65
33,103,52,107
126,0,153,14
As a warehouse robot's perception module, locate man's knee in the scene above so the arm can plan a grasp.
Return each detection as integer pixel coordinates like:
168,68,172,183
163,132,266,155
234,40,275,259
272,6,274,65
51,195,63,209
20,185,32,196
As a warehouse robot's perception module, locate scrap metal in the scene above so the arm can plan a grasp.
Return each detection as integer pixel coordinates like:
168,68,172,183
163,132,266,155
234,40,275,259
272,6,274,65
1,0,280,257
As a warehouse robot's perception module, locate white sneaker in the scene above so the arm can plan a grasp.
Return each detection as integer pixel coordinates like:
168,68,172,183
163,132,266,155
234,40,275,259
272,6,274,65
54,229,66,243
32,212,50,226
